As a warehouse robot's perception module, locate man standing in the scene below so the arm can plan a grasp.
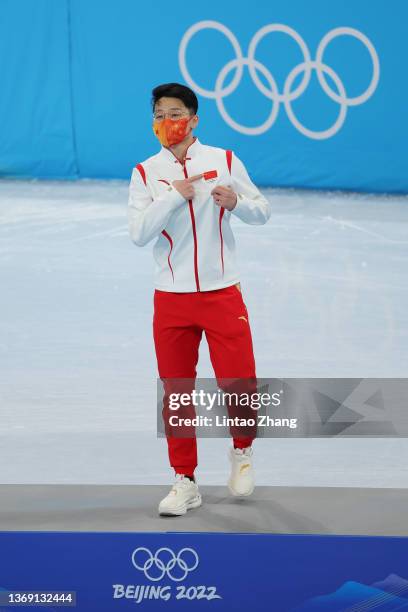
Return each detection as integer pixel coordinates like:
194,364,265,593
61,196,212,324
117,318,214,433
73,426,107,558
127,82,271,516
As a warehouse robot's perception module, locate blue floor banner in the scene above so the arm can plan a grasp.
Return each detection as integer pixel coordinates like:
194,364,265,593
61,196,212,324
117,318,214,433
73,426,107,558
1,531,408,610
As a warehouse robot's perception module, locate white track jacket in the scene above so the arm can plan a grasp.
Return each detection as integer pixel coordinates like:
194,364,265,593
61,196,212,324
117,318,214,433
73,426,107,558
127,137,271,292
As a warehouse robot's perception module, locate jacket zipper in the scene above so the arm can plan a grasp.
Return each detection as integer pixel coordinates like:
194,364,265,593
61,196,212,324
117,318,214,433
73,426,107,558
183,162,201,292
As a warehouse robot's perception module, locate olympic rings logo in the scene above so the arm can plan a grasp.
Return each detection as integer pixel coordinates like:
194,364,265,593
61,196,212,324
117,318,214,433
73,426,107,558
131,547,199,582
179,21,380,139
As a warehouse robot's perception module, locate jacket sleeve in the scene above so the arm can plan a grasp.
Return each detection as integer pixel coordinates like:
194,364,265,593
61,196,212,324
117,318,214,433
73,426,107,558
229,153,271,225
127,167,186,246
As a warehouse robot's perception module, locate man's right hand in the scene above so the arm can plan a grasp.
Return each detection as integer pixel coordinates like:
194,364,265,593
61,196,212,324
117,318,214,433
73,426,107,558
172,174,203,200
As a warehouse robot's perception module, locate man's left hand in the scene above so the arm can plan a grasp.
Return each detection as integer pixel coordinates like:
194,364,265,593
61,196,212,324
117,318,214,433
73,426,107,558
210,185,237,211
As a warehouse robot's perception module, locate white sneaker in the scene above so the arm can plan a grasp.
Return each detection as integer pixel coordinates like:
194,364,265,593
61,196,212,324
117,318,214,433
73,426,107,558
228,446,255,497
158,474,202,516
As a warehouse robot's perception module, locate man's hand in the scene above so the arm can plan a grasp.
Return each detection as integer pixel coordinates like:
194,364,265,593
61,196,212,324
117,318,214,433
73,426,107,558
172,174,203,200
211,185,237,211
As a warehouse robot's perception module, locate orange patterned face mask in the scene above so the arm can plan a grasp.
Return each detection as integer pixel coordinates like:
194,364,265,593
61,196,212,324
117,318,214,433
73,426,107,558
152,116,191,147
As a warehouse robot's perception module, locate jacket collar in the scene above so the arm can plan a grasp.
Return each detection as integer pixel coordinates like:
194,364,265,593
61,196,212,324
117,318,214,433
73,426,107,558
158,136,201,165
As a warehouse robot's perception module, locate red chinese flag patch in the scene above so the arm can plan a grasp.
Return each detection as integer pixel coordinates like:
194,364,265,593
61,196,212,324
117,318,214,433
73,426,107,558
203,170,218,181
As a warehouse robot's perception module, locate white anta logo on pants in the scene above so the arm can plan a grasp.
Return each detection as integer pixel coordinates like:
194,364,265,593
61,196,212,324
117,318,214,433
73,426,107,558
178,21,380,139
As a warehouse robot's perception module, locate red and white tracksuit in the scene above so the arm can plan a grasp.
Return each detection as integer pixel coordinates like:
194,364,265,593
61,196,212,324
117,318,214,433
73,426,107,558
128,137,271,475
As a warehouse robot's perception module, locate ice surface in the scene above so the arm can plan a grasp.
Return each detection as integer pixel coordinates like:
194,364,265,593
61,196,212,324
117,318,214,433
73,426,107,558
1,179,407,486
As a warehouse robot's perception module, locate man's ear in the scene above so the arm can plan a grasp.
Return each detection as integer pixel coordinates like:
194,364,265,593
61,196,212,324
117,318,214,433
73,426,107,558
192,114,199,128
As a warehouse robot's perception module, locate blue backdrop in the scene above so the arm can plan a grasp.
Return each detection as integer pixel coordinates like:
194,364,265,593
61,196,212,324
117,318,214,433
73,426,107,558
1,531,408,611
1,0,407,192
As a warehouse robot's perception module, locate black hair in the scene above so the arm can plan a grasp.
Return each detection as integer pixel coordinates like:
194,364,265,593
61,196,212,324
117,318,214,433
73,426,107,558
151,82,198,115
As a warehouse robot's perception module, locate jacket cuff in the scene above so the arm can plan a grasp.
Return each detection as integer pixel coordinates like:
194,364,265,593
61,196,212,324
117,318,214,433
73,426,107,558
166,184,186,209
231,193,249,220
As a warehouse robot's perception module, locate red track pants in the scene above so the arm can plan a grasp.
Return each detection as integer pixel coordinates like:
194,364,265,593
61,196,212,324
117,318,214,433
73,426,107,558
153,283,257,475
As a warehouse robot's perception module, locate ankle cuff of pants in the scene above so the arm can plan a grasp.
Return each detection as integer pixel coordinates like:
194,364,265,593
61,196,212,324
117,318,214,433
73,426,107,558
233,438,253,450
174,468,196,476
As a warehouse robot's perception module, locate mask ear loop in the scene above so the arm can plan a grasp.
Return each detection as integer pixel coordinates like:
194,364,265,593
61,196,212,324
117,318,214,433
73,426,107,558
187,114,197,138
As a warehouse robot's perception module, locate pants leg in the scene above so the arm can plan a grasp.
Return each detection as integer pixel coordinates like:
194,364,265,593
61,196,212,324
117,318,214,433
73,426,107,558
153,290,202,475
201,284,258,448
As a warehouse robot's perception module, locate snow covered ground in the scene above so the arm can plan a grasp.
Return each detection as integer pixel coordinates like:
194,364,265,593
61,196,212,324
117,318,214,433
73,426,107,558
1,178,407,487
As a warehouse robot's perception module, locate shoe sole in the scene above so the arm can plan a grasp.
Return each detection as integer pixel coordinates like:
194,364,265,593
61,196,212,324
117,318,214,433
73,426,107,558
227,480,255,497
159,494,202,517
